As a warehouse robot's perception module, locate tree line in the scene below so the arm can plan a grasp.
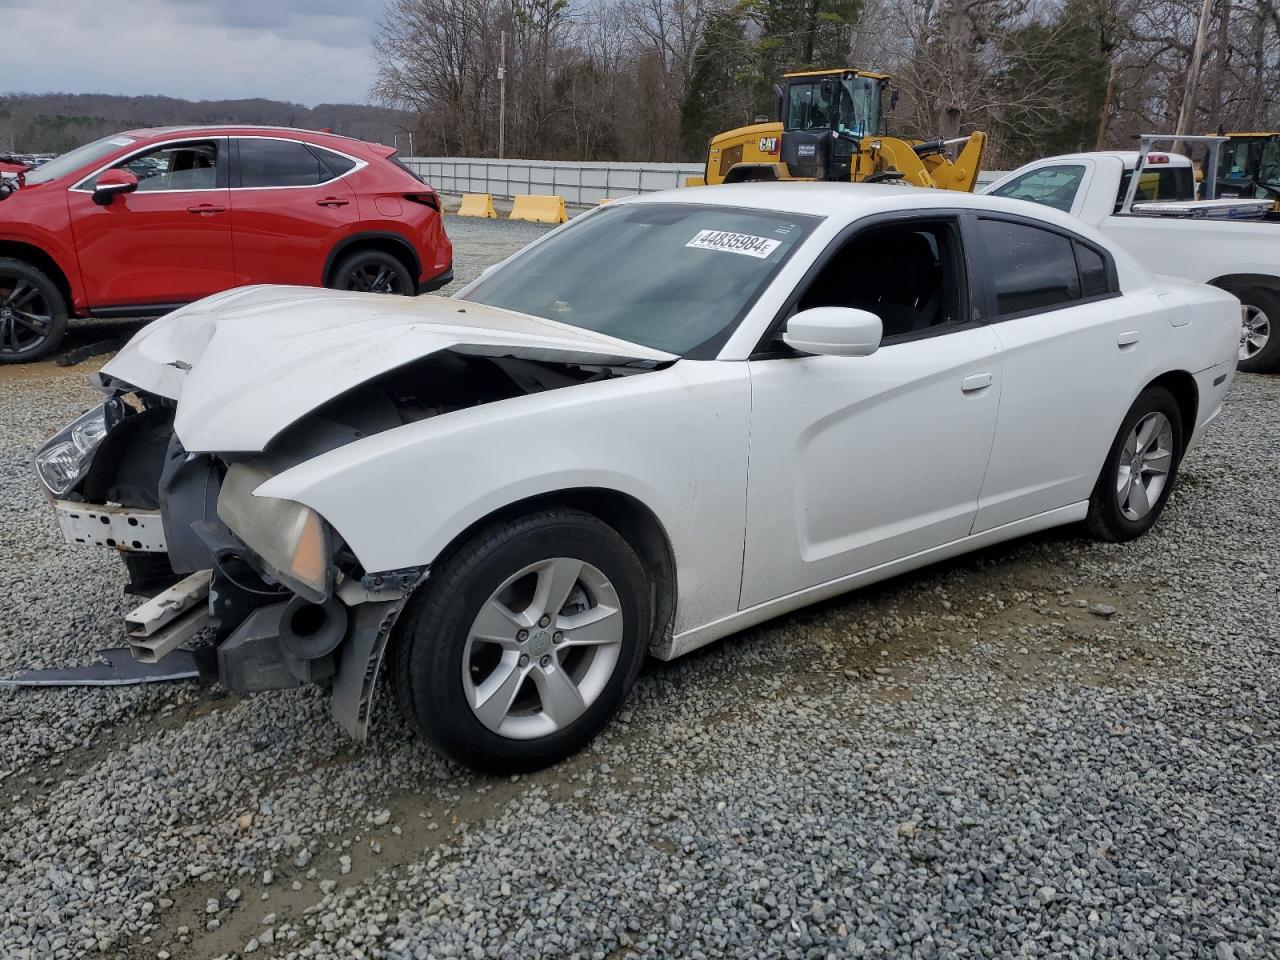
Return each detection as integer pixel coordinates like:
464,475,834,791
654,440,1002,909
0,94,414,155
373,0,1280,168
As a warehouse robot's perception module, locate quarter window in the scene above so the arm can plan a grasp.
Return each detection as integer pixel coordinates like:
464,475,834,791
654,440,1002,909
238,138,334,187
1075,243,1109,298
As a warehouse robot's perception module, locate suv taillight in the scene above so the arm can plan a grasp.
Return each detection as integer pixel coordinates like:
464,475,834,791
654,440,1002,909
405,192,440,211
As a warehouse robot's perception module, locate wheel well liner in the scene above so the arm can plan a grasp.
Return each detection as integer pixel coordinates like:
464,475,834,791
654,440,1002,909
1207,273,1280,295
0,240,74,311
324,232,421,287
431,488,678,650
1146,370,1198,449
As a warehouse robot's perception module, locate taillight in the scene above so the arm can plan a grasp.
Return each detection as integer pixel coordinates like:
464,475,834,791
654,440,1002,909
406,192,440,211
1146,153,1170,164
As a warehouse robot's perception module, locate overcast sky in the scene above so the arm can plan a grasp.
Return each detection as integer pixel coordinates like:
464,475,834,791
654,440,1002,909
2,0,385,105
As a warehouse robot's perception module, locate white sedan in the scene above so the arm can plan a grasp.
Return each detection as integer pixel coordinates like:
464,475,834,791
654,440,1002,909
34,184,1239,772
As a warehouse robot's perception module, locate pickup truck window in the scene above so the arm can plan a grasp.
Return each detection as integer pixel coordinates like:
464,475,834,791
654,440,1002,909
989,165,1085,212
1114,168,1195,211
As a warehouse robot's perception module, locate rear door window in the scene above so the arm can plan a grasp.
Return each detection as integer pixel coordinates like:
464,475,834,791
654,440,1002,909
237,138,331,188
977,217,1118,317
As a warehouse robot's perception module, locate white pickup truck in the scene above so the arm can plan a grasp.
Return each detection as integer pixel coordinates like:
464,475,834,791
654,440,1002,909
985,144,1280,372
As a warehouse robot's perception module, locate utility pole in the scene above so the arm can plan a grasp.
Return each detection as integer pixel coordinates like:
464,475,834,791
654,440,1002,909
498,30,507,159
1175,0,1214,137
408,131,414,157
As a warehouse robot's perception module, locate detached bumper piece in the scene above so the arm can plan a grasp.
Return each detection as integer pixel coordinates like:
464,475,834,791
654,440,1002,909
124,570,212,663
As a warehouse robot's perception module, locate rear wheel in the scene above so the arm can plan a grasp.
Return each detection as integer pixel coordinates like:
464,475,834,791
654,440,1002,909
0,258,68,363
393,509,651,773
329,249,414,296
1236,287,1280,373
1085,386,1183,542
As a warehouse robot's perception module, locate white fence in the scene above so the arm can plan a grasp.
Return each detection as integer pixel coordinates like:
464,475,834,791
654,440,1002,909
403,156,1005,205
403,157,703,205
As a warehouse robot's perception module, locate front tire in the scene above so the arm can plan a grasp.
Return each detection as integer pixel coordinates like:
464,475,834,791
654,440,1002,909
392,509,651,773
329,249,414,296
1236,287,1280,374
1085,386,1183,542
0,258,68,363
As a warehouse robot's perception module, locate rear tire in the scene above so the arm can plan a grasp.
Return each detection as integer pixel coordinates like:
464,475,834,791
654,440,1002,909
1235,286,1280,373
392,509,651,773
329,249,414,296
0,258,68,363
1085,386,1183,542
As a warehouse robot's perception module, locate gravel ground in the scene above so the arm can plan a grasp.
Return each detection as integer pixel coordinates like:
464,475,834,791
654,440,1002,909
1,218,1277,959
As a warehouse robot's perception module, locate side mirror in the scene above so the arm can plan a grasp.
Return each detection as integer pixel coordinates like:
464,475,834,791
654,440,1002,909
782,307,882,357
93,169,138,206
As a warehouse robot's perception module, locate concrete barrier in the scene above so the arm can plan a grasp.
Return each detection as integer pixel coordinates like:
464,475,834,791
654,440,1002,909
456,193,498,218
510,194,568,224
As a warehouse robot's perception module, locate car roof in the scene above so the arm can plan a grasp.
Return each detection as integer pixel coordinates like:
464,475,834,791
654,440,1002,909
615,180,1097,226
119,125,374,148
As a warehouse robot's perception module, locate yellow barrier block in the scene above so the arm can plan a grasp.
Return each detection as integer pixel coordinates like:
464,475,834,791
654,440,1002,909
456,193,497,218
685,176,707,187
598,198,612,205
510,194,568,224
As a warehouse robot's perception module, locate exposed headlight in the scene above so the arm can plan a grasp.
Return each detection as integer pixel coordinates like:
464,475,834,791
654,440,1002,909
217,463,331,600
34,402,120,496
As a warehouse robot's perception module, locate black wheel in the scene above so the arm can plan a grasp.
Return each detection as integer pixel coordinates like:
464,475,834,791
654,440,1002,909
1085,386,1183,542
1236,286,1280,374
0,258,68,363
392,508,652,773
329,249,413,296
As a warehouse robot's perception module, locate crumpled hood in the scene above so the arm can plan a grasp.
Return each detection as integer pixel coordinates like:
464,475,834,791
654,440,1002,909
102,285,675,453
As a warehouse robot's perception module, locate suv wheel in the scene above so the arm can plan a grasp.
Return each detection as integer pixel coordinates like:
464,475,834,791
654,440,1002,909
393,509,652,773
0,258,68,363
1085,386,1183,542
330,250,414,296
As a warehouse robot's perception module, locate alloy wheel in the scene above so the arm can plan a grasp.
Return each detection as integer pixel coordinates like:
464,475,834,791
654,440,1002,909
1240,304,1270,361
0,276,54,357
1116,411,1174,521
344,263,404,294
462,557,624,740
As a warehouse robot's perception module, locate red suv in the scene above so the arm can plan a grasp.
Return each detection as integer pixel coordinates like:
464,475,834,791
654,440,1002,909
0,126,452,362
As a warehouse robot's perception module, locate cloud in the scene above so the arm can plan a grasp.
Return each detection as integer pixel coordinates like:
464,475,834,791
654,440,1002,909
0,0,386,105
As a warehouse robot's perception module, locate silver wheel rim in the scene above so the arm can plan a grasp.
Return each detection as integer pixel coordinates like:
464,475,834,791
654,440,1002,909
462,557,623,740
1240,304,1270,361
1116,411,1174,521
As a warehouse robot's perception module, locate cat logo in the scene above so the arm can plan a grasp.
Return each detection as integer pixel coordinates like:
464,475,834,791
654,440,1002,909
758,136,780,154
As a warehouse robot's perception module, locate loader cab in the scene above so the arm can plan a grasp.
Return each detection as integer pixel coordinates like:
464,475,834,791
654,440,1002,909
1216,134,1280,202
778,70,888,180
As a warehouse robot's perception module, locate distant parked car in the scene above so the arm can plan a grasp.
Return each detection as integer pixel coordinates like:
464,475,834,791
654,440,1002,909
0,126,452,362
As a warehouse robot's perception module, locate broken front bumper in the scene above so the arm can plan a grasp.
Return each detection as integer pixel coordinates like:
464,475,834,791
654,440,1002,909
52,501,166,552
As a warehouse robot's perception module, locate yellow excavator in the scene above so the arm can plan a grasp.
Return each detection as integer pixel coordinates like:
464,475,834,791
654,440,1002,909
694,68,987,192
1212,132,1280,208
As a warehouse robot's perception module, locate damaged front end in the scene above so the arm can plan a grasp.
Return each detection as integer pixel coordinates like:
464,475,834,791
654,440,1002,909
34,290,672,739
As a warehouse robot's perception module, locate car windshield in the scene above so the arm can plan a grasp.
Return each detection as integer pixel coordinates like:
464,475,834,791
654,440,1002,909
462,203,818,358
22,134,137,185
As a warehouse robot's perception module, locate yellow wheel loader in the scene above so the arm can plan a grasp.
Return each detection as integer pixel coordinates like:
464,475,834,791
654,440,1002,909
694,69,987,192
1213,132,1280,209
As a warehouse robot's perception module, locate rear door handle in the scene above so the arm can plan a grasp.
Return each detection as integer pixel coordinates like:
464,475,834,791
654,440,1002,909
186,204,226,215
961,373,993,393
316,197,349,207
1117,330,1140,348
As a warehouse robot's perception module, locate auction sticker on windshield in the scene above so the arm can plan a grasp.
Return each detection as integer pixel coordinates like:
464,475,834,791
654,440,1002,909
686,229,781,259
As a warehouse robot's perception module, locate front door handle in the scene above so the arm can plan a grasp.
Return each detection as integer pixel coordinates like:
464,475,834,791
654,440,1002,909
316,197,350,207
961,373,993,393
186,204,227,215
1117,330,1140,348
